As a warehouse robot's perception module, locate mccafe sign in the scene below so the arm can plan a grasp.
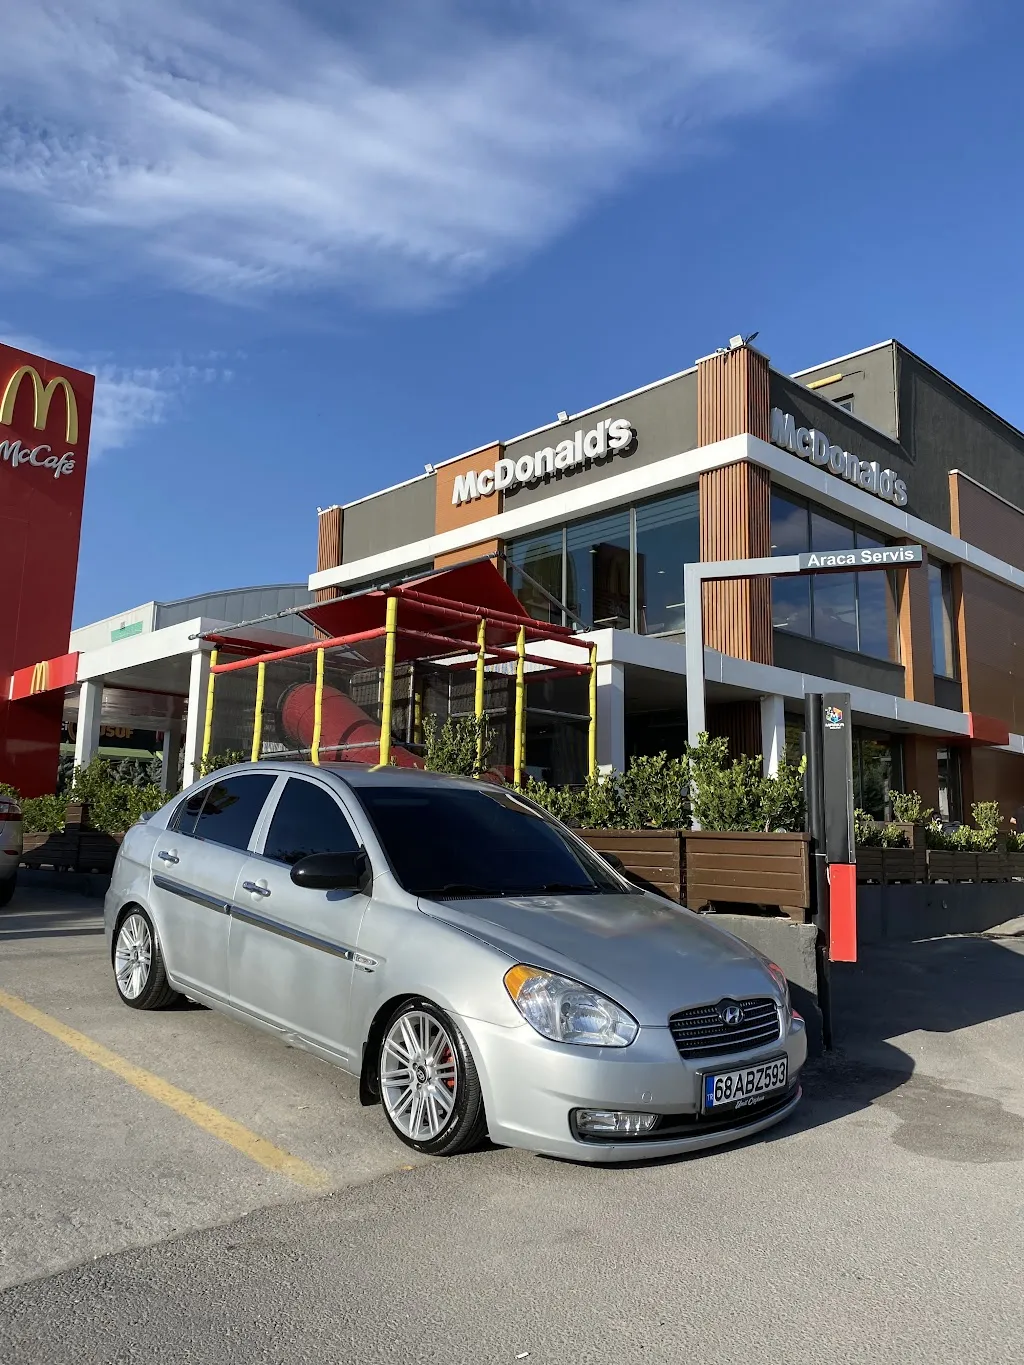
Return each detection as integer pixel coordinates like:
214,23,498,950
453,416,635,506
0,364,80,479
769,407,908,509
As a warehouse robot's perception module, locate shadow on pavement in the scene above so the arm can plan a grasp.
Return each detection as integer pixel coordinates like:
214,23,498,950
0,893,105,941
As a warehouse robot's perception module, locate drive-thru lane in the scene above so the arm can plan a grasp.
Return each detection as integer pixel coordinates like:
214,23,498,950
1,889,1022,1364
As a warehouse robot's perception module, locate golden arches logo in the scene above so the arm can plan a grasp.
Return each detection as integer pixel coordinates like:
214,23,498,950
0,366,79,444
30,661,50,695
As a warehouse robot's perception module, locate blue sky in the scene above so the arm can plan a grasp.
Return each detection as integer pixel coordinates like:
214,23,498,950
2,0,1021,626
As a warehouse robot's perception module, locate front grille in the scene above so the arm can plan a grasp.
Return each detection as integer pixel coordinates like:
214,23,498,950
669,997,781,1059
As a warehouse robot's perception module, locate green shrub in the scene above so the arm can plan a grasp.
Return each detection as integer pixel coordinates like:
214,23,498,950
421,715,491,778
890,791,934,826
20,794,68,833
687,734,805,833
199,749,247,777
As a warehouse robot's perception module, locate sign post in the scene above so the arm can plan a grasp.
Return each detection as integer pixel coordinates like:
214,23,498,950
683,544,924,968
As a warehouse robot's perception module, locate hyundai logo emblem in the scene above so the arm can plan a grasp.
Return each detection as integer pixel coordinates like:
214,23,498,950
719,1002,744,1027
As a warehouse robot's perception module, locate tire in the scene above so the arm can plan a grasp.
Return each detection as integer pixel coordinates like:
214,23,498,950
377,1000,488,1156
0,872,15,909
112,908,180,1011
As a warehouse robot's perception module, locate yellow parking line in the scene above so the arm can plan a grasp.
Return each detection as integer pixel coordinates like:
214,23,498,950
0,987,331,1192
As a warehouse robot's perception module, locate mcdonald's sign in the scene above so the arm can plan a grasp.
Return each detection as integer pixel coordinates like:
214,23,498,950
8,653,79,702
0,364,79,444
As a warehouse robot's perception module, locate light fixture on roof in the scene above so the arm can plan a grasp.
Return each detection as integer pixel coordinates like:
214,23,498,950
424,462,435,474
729,331,759,349
557,410,569,423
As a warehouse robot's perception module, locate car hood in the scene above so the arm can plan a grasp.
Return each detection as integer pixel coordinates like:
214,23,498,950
417,891,782,1026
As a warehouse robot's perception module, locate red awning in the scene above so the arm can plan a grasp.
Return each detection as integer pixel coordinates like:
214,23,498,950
299,561,570,651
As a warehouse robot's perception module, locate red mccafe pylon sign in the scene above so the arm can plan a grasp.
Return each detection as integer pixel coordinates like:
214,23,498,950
0,342,95,795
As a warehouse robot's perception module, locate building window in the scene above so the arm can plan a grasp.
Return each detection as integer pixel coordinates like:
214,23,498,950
507,529,564,625
937,746,962,823
929,562,956,678
565,510,631,630
833,395,855,413
855,732,901,820
770,489,899,662
635,491,699,636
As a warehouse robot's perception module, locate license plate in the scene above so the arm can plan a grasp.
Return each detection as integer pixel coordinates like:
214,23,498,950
702,1057,788,1112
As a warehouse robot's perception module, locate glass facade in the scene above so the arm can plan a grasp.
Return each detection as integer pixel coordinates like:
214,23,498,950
770,489,900,661
506,489,699,636
784,713,902,820
937,745,963,822
929,561,956,677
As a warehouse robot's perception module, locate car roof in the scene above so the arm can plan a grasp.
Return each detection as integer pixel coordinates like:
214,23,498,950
204,760,485,793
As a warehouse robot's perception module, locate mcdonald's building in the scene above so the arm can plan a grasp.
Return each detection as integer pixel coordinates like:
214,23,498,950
311,339,1024,823
0,342,95,795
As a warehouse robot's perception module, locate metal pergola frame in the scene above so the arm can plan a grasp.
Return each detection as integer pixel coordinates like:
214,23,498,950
200,583,598,785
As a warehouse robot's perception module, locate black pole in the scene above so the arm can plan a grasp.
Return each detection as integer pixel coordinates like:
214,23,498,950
805,693,833,1049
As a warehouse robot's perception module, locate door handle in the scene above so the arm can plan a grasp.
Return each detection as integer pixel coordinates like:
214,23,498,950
242,880,271,897
157,850,179,865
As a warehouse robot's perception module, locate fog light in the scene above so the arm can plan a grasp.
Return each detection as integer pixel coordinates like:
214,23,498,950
575,1109,658,1137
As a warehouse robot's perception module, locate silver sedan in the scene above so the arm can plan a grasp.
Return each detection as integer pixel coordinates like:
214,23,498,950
104,763,807,1162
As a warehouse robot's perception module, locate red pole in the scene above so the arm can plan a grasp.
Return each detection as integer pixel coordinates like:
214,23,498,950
212,627,387,674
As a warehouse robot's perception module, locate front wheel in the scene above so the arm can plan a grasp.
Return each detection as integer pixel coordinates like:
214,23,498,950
113,909,180,1010
378,1002,487,1156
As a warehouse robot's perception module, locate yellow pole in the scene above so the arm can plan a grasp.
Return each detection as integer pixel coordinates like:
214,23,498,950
200,649,218,774
378,595,399,767
588,641,598,779
475,618,487,770
250,661,266,763
513,624,526,788
311,647,325,765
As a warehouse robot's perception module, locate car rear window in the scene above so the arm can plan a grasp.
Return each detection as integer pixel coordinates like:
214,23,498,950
356,784,631,898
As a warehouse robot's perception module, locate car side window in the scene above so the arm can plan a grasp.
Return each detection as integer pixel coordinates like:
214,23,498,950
190,774,277,853
170,788,207,838
263,779,359,866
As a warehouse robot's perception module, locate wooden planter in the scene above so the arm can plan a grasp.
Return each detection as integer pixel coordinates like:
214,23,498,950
975,851,1006,882
20,802,124,875
1006,853,1024,881
926,850,979,883
856,846,928,884
577,829,684,902
684,831,812,922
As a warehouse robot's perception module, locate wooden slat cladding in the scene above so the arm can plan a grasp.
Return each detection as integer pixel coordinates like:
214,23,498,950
434,538,503,571
696,346,770,445
435,444,503,536
315,506,343,604
706,700,761,760
895,542,934,704
699,461,772,664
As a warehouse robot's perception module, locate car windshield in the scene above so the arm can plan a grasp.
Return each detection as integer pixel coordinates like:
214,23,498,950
356,784,636,898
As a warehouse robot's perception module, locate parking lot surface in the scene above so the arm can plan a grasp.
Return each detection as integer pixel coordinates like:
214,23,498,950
1,886,1022,1364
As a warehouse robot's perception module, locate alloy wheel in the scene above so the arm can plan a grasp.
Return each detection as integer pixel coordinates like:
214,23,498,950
380,1009,459,1142
115,913,153,1001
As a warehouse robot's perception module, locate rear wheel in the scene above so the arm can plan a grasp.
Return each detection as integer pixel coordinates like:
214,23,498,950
113,909,179,1010
378,1002,487,1156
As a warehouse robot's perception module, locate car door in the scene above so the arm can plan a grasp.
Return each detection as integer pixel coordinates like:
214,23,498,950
148,772,278,1001
229,775,371,1067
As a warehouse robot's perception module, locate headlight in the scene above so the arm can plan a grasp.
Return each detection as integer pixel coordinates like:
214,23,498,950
504,965,639,1047
766,962,792,1019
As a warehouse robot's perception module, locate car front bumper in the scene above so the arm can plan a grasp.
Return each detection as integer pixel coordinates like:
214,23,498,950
462,1011,808,1163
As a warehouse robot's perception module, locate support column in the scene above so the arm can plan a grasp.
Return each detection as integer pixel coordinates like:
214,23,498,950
160,720,182,793
761,694,786,776
73,680,103,770
595,662,626,773
183,650,212,789
896,546,939,807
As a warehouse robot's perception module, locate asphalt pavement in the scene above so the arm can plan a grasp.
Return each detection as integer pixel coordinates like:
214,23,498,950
1,886,1022,1365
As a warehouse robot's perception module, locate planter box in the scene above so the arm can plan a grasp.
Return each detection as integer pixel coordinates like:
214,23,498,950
21,802,125,875
975,851,1006,882
927,850,980,883
577,829,684,902
21,829,80,870
1006,853,1024,881
684,831,812,922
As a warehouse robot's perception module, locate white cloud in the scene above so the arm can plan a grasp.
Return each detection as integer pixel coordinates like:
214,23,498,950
0,0,952,304
0,322,224,456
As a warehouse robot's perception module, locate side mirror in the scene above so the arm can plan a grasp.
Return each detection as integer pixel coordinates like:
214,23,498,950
290,849,371,893
601,851,625,872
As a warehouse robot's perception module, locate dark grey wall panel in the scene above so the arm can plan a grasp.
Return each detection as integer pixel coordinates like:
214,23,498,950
932,675,963,712
768,374,918,515
342,476,437,563
898,347,1024,532
792,344,898,439
773,630,906,698
503,371,697,511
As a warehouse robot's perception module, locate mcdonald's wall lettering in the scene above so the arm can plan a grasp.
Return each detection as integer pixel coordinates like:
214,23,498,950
0,341,95,795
